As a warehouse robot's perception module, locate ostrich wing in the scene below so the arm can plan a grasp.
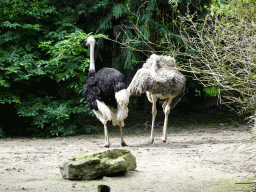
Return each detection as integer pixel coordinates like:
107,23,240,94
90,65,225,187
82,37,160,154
84,67,127,110
150,69,185,95
128,67,185,97
84,78,102,110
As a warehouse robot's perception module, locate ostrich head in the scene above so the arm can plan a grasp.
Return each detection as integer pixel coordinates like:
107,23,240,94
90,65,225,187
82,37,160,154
86,36,95,46
86,36,95,71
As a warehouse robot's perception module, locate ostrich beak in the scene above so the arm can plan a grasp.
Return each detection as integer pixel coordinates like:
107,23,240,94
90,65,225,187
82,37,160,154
86,42,89,46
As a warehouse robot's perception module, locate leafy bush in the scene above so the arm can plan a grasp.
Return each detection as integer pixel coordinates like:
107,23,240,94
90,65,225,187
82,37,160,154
0,29,108,136
0,0,107,137
172,0,256,117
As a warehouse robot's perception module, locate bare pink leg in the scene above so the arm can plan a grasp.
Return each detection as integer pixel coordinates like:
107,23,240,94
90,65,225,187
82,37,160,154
148,95,157,144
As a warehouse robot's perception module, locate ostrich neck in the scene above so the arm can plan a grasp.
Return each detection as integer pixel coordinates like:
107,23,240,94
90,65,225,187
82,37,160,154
89,43,95,71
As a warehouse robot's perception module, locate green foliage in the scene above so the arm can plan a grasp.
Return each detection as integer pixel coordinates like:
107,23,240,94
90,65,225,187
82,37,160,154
39,30,90,83
107,0,210,71
15,95,91,136
0,0,108,137
204,87,220,97
18,96,78,124
208,0,256,18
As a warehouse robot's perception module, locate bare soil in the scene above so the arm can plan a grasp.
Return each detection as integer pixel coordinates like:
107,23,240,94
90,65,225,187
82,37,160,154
0,108,256,192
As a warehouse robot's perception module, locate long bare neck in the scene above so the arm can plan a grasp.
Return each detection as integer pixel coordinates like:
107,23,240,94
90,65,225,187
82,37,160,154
89,42,95,71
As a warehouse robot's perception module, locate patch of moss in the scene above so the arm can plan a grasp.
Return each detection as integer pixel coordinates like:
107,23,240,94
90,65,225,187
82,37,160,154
75,149,129,161
205,176,255,192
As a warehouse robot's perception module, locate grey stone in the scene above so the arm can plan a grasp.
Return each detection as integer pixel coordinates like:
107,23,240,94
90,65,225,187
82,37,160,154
59,149,136,180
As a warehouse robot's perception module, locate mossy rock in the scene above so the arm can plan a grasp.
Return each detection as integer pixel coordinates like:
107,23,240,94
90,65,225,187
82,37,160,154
60,149,136,180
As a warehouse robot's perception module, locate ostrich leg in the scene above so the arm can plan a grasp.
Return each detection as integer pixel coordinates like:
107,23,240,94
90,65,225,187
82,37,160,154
93,109,110,147
148,95,157,144
119,121,128,146
103,123,110,147
162,97,173,142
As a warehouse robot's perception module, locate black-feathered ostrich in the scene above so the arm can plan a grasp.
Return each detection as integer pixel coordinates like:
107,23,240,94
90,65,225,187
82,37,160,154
84,36,129,147
127,54,186,144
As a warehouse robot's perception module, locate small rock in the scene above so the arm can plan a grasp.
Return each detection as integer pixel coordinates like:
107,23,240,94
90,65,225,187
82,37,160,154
59,149,136,180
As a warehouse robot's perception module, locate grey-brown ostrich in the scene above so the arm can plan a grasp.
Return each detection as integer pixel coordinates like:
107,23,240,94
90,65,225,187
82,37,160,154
84,36,129,147
127,54,186,143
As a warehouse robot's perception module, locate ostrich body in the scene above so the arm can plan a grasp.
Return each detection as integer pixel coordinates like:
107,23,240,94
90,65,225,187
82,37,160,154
84,36,129,147
127,54,186,143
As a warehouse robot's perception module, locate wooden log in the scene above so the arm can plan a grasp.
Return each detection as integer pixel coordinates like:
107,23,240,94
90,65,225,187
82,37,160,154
98,185,110,192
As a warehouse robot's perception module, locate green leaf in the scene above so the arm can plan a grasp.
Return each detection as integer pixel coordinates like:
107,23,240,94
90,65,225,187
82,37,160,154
2,21,21,29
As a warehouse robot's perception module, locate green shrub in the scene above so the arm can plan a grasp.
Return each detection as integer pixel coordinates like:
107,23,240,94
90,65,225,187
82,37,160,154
0,0,107,136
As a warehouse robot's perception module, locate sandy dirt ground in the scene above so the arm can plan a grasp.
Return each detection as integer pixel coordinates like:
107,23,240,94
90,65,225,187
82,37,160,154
1,109,256,192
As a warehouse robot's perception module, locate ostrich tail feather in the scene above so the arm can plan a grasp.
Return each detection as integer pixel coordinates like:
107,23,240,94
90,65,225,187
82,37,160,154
95,100,113,121
115,89,129,120
116,104,128,121
115,89,130,109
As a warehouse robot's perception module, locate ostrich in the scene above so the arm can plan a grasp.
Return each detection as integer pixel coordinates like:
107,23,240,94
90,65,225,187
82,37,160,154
84,36,129,147
127,54,186,144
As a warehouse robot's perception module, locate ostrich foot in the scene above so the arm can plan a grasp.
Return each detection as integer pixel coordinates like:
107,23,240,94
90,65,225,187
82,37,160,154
147,138,154,144
161,137,167,143
101,143,110,148
121,141,128,147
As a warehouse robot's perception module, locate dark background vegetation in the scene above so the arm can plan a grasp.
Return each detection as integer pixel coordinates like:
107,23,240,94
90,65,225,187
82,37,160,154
0,0,255,138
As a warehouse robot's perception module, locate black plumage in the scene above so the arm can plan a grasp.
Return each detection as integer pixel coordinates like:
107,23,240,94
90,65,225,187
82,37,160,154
84,67,127,110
